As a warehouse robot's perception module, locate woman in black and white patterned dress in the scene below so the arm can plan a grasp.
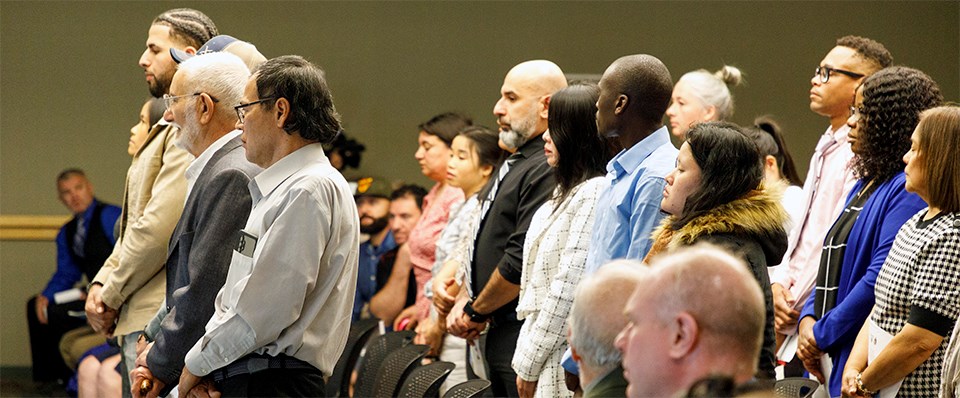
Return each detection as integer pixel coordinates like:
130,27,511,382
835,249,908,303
842,105,960,397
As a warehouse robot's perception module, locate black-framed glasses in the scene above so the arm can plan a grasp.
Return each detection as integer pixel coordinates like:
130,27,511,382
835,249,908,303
234,98,276,123
815,66,864,84
162,92,219,110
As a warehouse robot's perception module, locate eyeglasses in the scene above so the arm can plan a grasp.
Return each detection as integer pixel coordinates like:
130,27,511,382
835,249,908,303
162,92,219,110
234,98,276,124
815,66,864,84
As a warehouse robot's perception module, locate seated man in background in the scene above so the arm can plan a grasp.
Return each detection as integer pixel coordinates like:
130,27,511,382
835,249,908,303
616,244,766,398
568,260,646,398
353,177,397,320
368,184,427,325
27,169,121,383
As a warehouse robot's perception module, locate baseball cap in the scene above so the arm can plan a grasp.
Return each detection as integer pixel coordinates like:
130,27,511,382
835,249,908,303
353,177,392,199
170,35,267,72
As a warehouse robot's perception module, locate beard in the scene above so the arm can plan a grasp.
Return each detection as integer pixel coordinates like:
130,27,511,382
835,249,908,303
173,109,201,153
359,215,389,235
499,129,526,151
148,69,175,98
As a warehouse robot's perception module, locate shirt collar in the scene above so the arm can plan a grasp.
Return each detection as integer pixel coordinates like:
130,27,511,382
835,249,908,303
514,134,547,159
610,126,671,177
185,130,241,184
250,142,329,203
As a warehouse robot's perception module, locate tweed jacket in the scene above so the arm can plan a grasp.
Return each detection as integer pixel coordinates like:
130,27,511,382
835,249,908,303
144,136,261,389
513,176,605,398
93,122,190,336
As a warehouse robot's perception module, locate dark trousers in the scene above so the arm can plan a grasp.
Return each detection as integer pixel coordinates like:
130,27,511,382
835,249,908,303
216,367,326,397
26,297,87,382
484,320,522,398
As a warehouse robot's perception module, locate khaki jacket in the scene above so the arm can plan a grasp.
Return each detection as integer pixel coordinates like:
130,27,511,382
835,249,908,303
93,122,190,336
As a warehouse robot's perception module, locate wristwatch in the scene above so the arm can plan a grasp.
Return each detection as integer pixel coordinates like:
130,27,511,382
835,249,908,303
463,300,491,323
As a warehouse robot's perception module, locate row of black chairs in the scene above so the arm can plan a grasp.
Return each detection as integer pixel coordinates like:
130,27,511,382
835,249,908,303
326,318,490,398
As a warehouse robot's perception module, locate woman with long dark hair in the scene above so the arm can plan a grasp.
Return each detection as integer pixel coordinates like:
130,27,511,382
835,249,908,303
743,116,804,227
512,83,611,398
645,121,788,379
794,66,940,397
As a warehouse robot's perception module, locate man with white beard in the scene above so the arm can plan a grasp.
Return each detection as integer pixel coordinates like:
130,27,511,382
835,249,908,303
448,60,565,397
128,52,261,398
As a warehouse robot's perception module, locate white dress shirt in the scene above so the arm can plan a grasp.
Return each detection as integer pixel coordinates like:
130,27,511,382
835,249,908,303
183,130,241,201
184,143,360,376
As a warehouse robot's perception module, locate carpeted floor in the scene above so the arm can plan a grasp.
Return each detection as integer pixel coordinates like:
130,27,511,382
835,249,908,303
0,367,70,397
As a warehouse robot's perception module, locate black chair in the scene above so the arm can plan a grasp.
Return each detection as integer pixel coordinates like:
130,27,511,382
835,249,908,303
354,330,416,398
396,361,455,398
774,377,820,398
372,344,430,397
441,379,491,398
326,318,381,397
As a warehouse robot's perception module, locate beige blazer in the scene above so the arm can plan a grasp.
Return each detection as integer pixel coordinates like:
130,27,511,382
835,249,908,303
93,122,190,336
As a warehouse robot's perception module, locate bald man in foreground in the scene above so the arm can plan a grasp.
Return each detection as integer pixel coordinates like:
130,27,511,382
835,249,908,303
447,60,566,397
616,244,766,398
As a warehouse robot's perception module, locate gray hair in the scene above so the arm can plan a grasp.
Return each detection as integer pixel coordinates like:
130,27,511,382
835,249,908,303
677,65,743,121
568,260,647,372
176,52,249,122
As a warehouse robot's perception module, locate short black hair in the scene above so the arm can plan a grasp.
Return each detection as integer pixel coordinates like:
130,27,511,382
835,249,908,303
672,122,763,230
254,55,342,143
57,168,86,183
146,98,166,128
152,8,218,49
547,83,609,208
836,35,893,72
610,54,673,124
854,66,942,182
418,112,473,147
390,184,428,210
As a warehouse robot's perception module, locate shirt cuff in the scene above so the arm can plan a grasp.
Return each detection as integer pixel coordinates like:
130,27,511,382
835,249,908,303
908,304,955,337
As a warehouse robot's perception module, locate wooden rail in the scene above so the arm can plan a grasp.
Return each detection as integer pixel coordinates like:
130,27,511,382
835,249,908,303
0,215,70,241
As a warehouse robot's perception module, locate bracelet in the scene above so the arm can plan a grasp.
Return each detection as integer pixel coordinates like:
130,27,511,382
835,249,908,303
856,372,876,396
463,300,491,323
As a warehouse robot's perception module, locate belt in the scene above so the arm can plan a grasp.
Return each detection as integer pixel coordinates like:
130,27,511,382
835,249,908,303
210,354,319,382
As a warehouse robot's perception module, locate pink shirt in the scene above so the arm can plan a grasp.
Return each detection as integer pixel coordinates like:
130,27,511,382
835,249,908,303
771,125,857,333
408,183,464,317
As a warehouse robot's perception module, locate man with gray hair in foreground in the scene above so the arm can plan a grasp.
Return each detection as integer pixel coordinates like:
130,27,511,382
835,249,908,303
615,244,765,398
568,260,646,398
129,51,262,398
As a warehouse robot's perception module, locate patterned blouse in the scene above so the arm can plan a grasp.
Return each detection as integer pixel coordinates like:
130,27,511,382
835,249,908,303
871,210,960,397
408,183,464,317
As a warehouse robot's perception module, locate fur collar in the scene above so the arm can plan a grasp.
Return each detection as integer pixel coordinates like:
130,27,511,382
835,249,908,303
655,182,789,252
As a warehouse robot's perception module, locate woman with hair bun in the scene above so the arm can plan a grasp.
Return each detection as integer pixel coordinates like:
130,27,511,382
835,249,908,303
666,65,743,141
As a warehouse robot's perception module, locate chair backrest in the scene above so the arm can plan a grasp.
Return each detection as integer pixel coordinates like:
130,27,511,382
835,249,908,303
441,379,492,398
325,317,380,397
372,344,430,397
774,377,820,398
354,330,415,398
396,361,455,398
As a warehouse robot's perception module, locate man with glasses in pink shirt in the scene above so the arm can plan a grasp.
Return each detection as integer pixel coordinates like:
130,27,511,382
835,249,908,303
770,36,892,373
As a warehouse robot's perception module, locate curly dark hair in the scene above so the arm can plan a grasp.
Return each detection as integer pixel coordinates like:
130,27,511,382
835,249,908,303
671,122,763,230
853,66,942,182
836,35,893,72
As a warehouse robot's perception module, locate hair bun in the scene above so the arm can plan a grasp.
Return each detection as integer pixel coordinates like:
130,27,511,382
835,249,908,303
715,65,743,87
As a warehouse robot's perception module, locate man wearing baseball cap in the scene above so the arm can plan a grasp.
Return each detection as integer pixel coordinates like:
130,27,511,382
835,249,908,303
353,177,397,320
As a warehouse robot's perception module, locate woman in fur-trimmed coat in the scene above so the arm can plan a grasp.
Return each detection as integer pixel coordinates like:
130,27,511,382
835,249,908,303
644,122,789,379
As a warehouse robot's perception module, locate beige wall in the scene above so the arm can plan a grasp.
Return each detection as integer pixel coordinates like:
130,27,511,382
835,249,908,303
1,1,957,367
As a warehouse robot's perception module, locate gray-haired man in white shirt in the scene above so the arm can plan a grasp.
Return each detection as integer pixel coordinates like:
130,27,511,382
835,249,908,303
178,55,359,397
